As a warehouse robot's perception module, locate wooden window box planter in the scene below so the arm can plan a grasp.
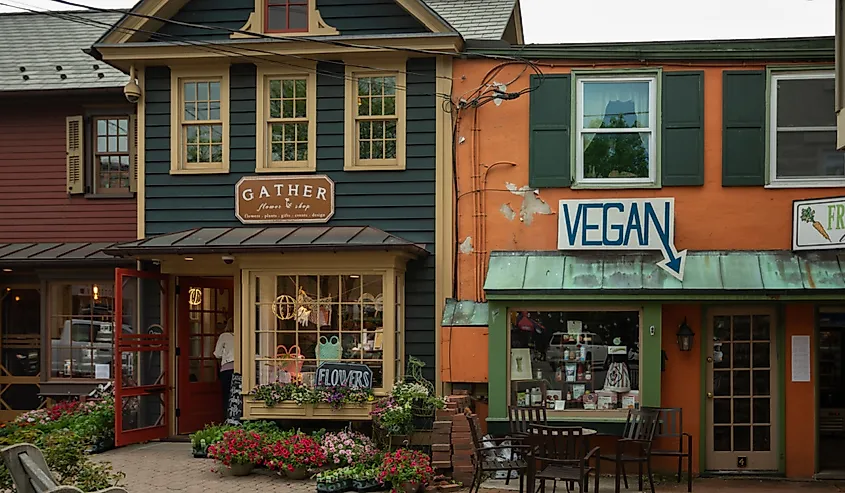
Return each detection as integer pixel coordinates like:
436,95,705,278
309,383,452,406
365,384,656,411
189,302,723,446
243,398,374,420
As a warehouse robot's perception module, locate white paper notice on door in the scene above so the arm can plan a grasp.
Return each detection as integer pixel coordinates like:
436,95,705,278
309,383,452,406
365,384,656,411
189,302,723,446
94,364,110,380
791,335,811,382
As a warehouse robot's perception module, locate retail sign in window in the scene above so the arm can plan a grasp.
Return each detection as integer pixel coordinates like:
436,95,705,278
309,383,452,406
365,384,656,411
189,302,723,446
558,197,687,280
792,195,845,250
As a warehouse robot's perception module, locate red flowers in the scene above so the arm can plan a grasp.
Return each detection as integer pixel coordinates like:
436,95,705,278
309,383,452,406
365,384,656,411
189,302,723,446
206,429,264,468
263,432,327,472
377,448,434,491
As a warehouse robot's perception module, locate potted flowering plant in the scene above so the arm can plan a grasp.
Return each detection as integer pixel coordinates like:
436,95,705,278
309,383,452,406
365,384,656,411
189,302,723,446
351,464,383,492
322,430,379,467
377,449,434,493
265,432,327,480
316,467,353,493
206,429,264,476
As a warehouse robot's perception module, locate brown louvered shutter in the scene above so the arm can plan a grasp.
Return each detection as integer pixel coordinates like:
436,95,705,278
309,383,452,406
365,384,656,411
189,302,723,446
66,115,84,194
129,114,138,193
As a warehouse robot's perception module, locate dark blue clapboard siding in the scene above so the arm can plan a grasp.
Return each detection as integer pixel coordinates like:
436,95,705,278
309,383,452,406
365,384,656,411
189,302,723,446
155,0,427,41
143,58,438,378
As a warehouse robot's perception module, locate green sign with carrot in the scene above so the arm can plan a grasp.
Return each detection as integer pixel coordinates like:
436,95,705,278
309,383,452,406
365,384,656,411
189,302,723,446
793,196,845,251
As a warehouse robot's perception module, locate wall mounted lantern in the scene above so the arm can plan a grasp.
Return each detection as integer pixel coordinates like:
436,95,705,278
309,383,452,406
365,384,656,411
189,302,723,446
677,318,695,352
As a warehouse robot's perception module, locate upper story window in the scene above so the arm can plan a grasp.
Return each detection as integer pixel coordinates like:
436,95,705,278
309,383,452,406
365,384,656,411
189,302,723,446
575,76,657,186
769,71,843,186
94,117,132,194
345,63,407,171
266,0,308,32
170,67,230,174
255,65,316,172
65,112,136,196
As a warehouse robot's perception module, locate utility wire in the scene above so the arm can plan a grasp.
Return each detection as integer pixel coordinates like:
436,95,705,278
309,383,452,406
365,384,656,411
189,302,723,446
0,1,455,99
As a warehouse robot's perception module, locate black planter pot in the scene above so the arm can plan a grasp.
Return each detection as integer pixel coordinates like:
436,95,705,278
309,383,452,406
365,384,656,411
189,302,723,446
317,479,353,493
352,479,385,492
192,448,207,459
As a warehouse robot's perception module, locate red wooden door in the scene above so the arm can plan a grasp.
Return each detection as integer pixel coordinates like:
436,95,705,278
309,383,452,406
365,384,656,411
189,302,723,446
177,277,234,435
114,269,170,447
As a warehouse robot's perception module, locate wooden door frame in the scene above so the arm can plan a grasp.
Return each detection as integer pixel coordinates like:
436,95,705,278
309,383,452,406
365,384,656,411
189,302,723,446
701,305,783,473
176,276,234,434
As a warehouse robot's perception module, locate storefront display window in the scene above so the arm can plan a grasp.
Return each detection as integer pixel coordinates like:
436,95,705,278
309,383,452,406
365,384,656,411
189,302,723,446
252,273,392,392
509,309,640,412
49,283,116,380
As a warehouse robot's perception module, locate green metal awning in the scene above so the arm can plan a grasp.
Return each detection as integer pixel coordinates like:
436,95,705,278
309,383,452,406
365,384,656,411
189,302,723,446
441,299,489,327
484,250,845,300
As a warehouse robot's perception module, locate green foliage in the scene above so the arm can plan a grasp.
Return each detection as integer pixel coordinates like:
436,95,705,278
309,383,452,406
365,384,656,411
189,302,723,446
249,381,375,409
189,423,239,453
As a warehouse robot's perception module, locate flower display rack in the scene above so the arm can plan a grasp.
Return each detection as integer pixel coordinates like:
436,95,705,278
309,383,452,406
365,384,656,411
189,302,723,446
243,399,374,420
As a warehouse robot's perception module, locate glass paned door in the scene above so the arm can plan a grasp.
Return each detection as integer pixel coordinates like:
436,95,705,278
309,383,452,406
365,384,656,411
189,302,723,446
177,277,233,435
706,311,778,471
0,288,42,421
114,269,170,447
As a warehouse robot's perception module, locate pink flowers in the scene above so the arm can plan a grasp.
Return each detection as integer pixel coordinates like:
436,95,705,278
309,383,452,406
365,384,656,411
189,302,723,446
320,430,378,467
206,429,264,468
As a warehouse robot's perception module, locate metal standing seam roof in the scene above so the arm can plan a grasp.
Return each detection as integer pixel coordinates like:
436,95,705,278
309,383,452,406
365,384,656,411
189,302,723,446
0,10,128,92
423,0,517,41
441,298,489,327
105,226,429,257
0,242,125,266
484,250,845,294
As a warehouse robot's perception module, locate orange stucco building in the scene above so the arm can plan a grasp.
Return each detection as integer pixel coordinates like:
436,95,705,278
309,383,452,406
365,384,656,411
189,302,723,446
440,37,844,479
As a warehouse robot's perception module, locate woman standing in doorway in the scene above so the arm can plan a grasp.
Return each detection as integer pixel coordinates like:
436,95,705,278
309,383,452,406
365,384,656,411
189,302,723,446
213,319,234,419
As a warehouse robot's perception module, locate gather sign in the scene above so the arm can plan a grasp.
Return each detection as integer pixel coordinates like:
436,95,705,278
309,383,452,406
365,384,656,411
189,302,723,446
235,175,335,224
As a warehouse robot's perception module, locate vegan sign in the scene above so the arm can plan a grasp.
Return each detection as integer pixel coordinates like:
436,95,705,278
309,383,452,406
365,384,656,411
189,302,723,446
235,175,335,224
558,198,687,280
315,362,373,389
792,196,845,251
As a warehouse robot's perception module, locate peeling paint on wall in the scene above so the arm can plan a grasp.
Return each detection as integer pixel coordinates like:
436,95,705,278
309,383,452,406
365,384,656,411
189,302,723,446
459,236,474,254
500,203,516,221
504,182,553,226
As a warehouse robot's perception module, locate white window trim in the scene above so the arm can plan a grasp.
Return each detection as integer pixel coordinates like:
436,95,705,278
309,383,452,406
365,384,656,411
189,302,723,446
169,66,230,175
767,70,844,188
344,61,407,171
255,64,317,173
575,76,658,187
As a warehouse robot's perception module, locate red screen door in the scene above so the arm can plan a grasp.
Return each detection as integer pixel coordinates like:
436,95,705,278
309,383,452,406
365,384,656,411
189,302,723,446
114,269,170,447
177,277,234,434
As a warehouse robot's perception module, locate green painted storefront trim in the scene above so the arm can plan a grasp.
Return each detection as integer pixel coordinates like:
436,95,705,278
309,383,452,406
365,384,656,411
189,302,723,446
699,307,708,473
485,293,845,302
486,300,662,423
465,37,834,61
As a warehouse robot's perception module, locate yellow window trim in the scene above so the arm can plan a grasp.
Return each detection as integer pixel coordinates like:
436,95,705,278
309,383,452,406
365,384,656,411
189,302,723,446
169,66,231,175
233,0,339,39
255,63,317,173
344,61,407,171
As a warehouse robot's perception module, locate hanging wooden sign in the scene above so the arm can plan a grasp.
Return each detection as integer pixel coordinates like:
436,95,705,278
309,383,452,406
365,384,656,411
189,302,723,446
315,362,373,389
235,175,335,224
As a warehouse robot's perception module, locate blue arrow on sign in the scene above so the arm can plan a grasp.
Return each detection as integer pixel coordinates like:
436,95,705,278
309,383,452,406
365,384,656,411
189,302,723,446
558,197,687,281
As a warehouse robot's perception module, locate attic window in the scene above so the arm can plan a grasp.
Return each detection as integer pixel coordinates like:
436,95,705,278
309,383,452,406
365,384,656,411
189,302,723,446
266,0,308,32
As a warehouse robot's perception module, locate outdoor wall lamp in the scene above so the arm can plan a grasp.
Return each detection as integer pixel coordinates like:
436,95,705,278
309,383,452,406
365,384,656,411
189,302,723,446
677,318,695,352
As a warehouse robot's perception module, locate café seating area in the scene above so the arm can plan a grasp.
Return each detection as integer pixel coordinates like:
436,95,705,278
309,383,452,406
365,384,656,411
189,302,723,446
467,407,694,493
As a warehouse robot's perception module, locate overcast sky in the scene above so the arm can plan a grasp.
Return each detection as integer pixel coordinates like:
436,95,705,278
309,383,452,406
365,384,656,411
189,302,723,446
0,0,835,44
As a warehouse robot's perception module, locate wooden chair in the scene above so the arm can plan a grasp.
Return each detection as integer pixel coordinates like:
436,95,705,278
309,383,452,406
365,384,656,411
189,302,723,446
466,412,530,493
650,407,693,492
599,407,661,493
526,424,599,493
1,443,127,493
507,406,548,486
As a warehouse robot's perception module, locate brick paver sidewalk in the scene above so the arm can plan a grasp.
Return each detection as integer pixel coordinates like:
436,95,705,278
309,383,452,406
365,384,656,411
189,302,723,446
96,441,845,493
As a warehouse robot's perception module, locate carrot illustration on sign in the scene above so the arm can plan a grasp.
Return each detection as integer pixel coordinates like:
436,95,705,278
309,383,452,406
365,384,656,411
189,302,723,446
800,207,831,241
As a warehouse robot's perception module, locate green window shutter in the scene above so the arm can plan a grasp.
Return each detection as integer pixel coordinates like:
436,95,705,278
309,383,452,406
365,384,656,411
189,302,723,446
662,71,704,186
529,74,571,188
722,70,766,186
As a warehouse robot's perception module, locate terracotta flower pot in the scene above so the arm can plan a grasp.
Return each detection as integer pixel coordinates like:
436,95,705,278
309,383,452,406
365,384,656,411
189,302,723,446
400,481,422,493
226,462,255,476
285,466,311,480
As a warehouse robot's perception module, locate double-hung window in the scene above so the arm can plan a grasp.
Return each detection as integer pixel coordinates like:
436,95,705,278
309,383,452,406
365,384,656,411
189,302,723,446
345,64,406,170
256,66,316,172
93,117,132,194
575,76,657,186
170,68,230,174
65,112,136,196
769,71,843,186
